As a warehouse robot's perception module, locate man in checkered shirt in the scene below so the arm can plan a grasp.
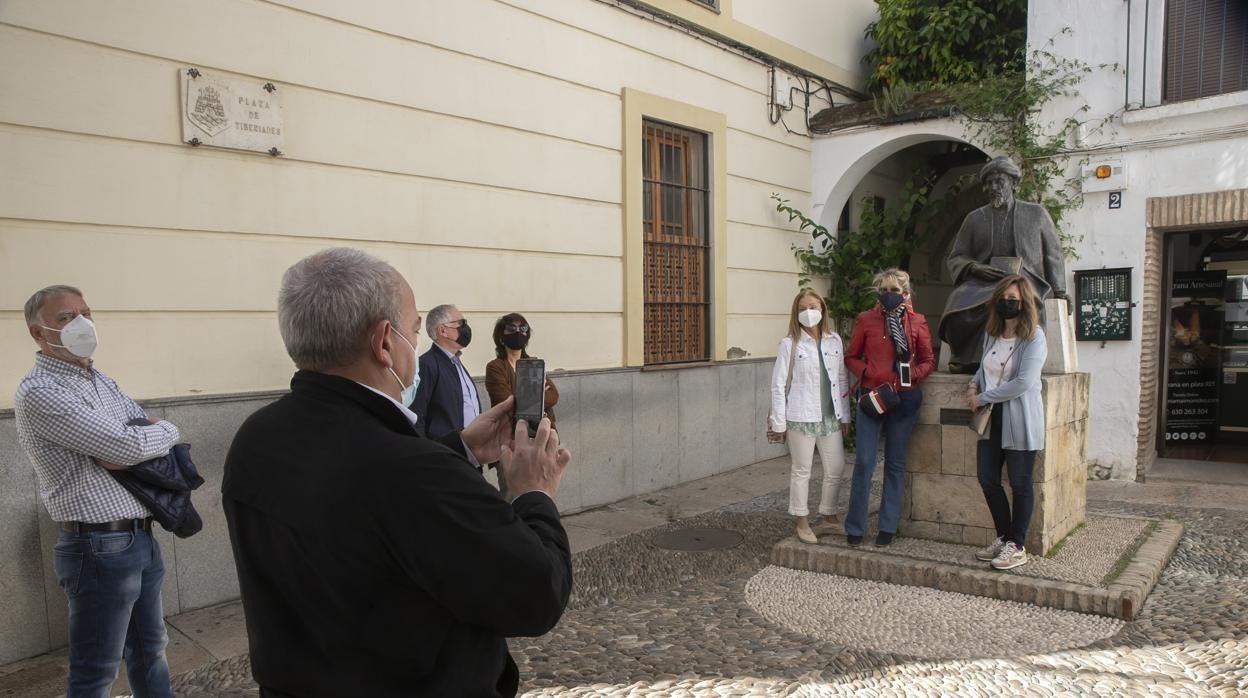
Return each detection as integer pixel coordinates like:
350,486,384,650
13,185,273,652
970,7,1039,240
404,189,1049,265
14,285,179,698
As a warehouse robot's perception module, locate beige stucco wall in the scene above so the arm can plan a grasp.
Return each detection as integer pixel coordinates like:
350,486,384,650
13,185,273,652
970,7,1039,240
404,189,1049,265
0,0,868,408
732,0,876,81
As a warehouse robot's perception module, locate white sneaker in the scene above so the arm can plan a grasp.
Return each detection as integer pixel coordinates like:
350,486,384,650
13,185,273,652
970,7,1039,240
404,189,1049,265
991,541,1029,570
975,536,1005,561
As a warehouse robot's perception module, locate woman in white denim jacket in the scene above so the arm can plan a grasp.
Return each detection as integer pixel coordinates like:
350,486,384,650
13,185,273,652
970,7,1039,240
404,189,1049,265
769,291,852,544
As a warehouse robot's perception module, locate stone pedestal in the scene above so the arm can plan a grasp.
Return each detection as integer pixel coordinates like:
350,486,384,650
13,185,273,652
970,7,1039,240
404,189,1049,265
898,372,1089,556
1043,298,1078,374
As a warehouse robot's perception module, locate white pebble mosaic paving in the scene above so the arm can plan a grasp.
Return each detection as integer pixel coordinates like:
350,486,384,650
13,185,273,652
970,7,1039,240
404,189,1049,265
744,565,1123,659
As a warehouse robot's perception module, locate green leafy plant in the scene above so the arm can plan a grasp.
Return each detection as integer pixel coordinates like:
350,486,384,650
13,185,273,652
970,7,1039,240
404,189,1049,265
871,81,920,118
864,0,1026,92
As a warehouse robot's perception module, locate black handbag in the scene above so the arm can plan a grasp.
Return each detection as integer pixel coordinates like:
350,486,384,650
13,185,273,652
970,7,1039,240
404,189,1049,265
857,379,899,417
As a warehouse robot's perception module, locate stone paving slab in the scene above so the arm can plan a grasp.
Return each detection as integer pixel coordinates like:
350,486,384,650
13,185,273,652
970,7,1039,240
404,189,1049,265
772,517,1184,620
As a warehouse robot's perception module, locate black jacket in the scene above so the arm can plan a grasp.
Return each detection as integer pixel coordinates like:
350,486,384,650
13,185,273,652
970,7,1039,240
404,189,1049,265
222,371,571,697
111,422,204,538
409,345,482,439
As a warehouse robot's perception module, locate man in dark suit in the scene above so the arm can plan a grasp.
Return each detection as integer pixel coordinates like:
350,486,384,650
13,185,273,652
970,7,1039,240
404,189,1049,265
410,303,483,440
222,247,572,697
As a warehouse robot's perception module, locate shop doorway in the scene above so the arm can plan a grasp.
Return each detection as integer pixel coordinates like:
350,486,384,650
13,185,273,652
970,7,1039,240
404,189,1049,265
1157,229,1248,464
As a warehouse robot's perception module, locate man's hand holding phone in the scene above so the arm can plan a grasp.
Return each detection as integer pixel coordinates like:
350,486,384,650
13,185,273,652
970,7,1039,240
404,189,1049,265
499,416,570,502
512,358,546,438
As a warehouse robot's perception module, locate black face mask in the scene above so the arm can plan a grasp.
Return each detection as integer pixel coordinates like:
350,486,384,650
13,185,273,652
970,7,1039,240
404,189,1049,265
502,333,529,350
997,298,1022,319
879,291,905,311
454,320,472,348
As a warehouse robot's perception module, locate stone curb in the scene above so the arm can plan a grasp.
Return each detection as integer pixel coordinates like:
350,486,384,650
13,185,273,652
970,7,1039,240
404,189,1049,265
771,519,1183,620
1104,519,1184,620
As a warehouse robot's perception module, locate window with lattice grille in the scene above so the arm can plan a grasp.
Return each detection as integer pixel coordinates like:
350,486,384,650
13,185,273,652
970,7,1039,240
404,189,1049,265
1164,0,1248,103
642,120,710,365
689,0,720,10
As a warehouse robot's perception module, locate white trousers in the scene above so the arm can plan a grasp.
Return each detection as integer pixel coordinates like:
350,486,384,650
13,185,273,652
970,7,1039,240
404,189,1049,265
787,429,847,517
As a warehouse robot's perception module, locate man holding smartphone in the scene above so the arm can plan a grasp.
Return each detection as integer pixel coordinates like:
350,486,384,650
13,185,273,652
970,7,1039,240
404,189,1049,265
223,248,573,697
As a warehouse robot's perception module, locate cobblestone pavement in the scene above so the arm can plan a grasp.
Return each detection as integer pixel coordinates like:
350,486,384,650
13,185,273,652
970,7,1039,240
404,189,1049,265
173,483,1248,696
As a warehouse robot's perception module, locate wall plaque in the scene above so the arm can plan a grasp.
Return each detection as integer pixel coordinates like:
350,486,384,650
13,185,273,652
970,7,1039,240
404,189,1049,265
180,68,284,155
940,408,973,426
1074,267,1132,341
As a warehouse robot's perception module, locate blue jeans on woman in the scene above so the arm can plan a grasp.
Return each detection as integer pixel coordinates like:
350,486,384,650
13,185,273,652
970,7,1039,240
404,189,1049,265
976,407,1037,547
844,387,923,538
52,526,172,698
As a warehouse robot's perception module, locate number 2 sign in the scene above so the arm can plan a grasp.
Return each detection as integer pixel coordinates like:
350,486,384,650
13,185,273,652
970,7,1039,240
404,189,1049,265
1108,191,1122,209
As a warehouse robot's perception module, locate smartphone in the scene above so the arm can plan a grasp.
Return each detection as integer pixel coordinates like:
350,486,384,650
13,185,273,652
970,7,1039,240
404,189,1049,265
898,361,912,388
513,358,546,438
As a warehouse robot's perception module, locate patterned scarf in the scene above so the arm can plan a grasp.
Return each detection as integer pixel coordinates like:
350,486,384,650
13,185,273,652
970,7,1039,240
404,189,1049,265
885,305,910,362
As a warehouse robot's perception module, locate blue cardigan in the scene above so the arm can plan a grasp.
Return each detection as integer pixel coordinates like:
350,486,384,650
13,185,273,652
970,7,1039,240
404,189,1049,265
972,328,1048,451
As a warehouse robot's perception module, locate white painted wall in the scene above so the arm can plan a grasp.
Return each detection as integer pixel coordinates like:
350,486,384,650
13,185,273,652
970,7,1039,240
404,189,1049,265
1031,0,1248,477
0,0,873,407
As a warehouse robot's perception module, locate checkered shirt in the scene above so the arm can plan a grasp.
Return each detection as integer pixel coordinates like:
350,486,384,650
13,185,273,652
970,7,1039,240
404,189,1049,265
14,353,180,523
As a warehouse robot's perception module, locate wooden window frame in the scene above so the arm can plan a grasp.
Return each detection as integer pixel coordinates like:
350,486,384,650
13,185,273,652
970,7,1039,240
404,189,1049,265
641,120,711,365
622,89,727,368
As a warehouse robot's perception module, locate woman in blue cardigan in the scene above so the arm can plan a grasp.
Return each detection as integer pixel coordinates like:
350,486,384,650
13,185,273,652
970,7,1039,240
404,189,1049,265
967,275,1047,570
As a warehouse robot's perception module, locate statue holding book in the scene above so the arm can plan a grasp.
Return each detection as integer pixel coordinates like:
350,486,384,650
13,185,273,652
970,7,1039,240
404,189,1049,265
938,156,1069,373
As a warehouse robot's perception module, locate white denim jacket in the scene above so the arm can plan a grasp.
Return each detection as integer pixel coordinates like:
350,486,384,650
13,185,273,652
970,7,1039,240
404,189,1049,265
769,332,851,431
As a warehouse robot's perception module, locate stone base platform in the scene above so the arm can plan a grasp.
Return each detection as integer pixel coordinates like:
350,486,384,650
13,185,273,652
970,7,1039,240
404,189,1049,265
772,514,1183,620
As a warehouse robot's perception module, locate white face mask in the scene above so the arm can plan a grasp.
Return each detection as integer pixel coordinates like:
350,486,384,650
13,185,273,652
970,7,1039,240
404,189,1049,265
41,315,98,358
388,326,421,406
798,308,822,328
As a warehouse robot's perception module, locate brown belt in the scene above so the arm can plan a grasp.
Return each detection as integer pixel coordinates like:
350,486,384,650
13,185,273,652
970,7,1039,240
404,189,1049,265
60,518,153,534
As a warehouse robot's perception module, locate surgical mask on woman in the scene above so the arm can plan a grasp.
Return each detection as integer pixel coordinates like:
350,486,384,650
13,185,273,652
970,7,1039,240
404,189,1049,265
798,309,822,328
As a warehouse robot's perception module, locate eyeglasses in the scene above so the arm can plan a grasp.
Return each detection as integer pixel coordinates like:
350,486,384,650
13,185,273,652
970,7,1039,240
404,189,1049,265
502,323,530,335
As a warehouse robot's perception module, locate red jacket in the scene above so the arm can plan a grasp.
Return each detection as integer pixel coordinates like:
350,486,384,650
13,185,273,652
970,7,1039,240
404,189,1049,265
845,304,936,392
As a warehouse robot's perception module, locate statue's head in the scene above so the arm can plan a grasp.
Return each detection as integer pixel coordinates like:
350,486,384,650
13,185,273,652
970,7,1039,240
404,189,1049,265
979,156,1021,209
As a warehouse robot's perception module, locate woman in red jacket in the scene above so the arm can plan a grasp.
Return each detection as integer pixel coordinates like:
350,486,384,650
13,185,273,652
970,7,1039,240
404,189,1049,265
843,268,935,547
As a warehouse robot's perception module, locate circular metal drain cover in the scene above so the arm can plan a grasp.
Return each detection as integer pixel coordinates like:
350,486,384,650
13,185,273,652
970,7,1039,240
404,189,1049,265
652,527,744,551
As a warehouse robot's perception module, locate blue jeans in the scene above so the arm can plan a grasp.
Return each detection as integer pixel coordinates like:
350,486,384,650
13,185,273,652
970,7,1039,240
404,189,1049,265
52,526,172,698
844,387,922,537
976,408,1037,547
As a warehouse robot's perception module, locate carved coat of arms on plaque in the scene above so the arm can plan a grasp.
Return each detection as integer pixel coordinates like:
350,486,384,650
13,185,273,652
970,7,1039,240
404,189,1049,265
180,68,284,154
187,82,229,136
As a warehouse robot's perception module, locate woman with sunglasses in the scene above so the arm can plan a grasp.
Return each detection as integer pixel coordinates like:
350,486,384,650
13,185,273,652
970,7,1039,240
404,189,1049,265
967,275,1047,571
485,312,559,430
843,268,935,548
